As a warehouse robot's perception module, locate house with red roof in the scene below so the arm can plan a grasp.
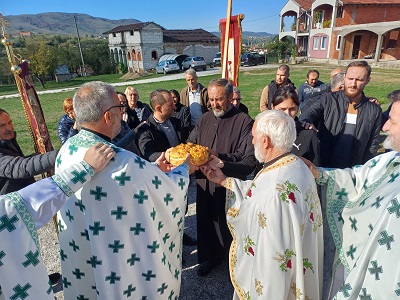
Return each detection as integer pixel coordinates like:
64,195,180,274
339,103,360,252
279,0,400,64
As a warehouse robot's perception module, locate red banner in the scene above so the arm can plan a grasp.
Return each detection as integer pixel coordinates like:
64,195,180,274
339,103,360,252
219,14,244,87
17,61,54,157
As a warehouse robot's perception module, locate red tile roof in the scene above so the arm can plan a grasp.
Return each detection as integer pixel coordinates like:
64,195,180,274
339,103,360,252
163,29,219,44
295,0,314,10
343,0,400,4
103,22,163,34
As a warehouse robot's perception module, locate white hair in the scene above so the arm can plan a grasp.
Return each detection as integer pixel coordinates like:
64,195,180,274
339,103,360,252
255,110,296,152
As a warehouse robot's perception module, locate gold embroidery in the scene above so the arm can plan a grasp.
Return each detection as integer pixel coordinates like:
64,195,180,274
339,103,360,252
255,278,263,296
300,223,305,235
290,281,303,299
258,212,267,229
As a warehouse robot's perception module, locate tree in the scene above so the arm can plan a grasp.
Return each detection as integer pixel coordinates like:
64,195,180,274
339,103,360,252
267,36,294,60
26,42,57,88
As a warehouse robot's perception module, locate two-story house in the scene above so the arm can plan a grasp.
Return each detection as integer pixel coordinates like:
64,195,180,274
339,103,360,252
279,0,400,64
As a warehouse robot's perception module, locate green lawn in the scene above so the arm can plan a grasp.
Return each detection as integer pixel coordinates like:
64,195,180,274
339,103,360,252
0,63,396,154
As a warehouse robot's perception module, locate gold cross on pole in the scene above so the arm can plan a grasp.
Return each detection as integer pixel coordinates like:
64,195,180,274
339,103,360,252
0,13,10,39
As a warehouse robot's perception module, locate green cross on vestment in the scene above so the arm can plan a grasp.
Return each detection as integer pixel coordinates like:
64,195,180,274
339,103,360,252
372,196,384,208
134,190,148,204
72,268,85,279
163,233,170,244
105,271,121,284
368,260,383,280
63,277,71,288
81,229,90,241
147,241,160,253
335,188,348,201
111,206,128,220
91,285,99,295
77,295,89,300
349,217,358,231
69,239,80,252
90,186,107,201
169,241,176,252
123,284,136,297
369,159,378,168
86,255,102,268
388,198,400,218
89,221,105,235
178,178,185,190
162,253,166,265
134,156,146,169
65,209,74,222
339,283,352,297
158,221,164,232
0,214,19,232
0,250,5,266
22,250,40,267
56,155,62,167
152,176,162,189
142,270,156,281
150,207,156,220
388,172,400,183
346,245,357,260
109,240,124,253
10,283,31,300
395,282,400,296
115,172,131,186
172,208,180,218
74,199,86,212
68,144,78,155
168,290,175,300
359,288,372,300
127,253,140,266
378,230,394,250
174,269,180,279
71,170,87,184
164,193,173,206
157,283,168,294
130,223,145,235
60,249,68,261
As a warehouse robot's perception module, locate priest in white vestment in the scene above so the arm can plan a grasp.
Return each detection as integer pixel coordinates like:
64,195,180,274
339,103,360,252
56,81,193,299
201,110,323,300
304,97,400,299
0,143,115,300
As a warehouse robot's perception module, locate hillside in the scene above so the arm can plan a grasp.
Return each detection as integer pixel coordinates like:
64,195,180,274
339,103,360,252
211,31,276,38
3,12,141,36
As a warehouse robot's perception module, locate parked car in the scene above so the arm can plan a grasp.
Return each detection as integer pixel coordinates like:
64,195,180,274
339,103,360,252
212,52,221,66
241,52,267,66
181,56,207,71
155,60,180,74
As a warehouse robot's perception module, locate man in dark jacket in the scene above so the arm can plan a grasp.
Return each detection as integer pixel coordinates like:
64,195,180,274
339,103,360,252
137,89,182,162
259,64,296,111
298,69,327,110
0,108,60,283
300,61,382,168
188,78,254,276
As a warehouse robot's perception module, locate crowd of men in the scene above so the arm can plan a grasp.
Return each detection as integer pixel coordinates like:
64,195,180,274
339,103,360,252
0,61,399,299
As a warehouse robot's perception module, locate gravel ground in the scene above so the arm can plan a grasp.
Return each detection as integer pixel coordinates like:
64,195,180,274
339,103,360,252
39,175,234,300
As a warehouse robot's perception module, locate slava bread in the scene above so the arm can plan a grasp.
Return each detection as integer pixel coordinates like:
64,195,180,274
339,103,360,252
169,142,209,166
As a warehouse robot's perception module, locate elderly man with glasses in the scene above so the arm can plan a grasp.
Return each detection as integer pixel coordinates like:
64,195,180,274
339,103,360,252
55,81,197,299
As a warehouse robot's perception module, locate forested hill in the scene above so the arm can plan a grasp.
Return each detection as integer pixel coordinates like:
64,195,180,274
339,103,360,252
3,12,141,36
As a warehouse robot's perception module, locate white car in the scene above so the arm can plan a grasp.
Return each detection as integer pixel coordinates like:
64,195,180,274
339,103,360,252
213,52,221,66
181,56,207,71
155,60,180,74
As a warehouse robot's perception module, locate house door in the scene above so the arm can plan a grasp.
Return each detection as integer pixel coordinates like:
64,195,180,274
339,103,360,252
352,35,362,59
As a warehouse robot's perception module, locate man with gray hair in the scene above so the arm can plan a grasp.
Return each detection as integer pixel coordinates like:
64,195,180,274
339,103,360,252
188,78,254,276
231,86,249,114
56,81,193,299
180,69,208,129
201,109,323,299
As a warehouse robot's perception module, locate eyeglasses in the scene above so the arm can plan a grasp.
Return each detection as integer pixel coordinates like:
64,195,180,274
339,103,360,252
104,104,125,114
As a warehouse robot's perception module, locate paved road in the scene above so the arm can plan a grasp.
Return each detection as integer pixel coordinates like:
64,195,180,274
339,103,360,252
0,64,280,100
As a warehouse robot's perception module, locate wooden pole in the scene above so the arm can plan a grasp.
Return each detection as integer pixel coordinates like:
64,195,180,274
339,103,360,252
222,0,232,78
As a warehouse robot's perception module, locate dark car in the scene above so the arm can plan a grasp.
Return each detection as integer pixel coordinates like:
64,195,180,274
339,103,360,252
241,52,267,66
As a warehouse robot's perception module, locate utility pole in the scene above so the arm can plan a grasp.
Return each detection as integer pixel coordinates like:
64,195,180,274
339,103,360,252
74,15,87,77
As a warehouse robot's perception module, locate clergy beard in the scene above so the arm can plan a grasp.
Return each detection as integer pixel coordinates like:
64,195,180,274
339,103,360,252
254,137,266,163
383,133,400,152
213,109,226,118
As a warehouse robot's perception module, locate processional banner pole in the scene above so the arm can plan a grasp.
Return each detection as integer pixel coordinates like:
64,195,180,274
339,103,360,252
0,14,59,236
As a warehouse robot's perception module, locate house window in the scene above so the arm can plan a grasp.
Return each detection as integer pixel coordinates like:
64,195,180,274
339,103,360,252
130,30,134,36
336,35,342,50
138,51,142,61
313,36,320,50
337,6,343,18
132,50,137,60
388,39,397,49
112,33,116,37
127,52,131,60
151,51,158,60
321,36,327,50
